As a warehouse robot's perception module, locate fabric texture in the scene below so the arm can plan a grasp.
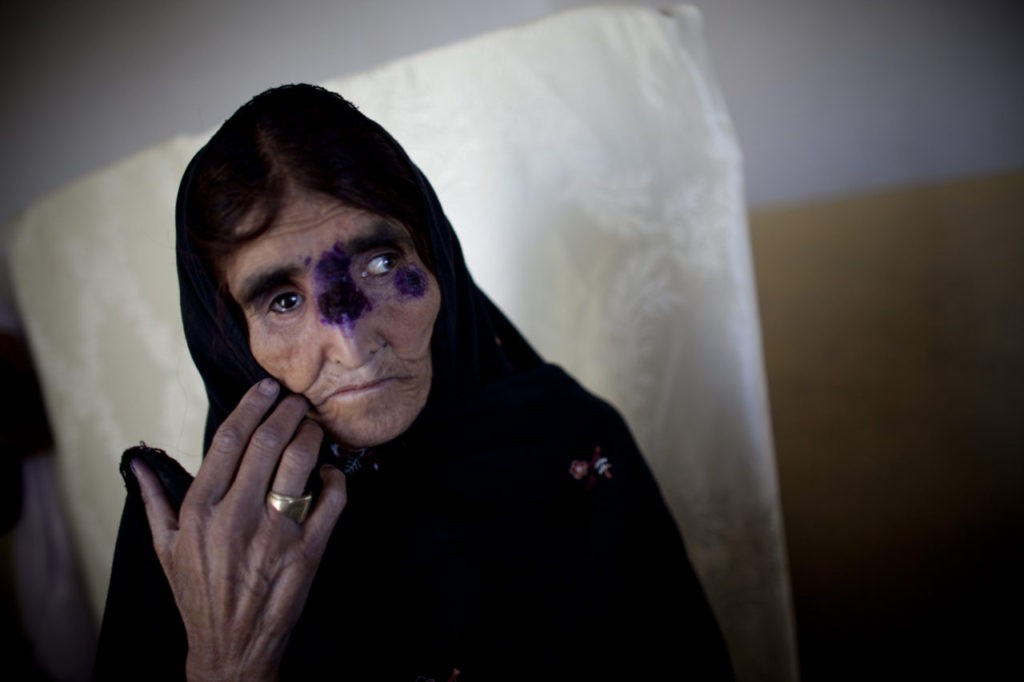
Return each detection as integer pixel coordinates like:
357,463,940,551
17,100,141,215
93,86,733,679
3,5,795,679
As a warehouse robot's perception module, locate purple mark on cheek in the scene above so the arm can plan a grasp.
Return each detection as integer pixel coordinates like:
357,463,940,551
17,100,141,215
313,243,371,327
393,265,427,298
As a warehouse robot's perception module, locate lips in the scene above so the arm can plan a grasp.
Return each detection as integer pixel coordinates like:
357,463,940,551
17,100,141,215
317,377,395,406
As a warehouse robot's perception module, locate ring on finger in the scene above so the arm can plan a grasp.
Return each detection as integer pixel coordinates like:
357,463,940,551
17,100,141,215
266,489,313,524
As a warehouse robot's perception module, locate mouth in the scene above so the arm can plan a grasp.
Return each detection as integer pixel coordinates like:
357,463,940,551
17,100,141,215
316,377,396,406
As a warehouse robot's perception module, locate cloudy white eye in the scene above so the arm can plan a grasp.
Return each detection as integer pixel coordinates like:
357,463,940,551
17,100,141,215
269,291,302,313
363,253,398,277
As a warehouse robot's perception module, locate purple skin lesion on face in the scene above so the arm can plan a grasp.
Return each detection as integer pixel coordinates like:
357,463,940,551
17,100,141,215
393,265,427,298
314,243,371,329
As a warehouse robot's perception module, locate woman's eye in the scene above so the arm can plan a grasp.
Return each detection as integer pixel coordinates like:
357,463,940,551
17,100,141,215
269,292,302,313
363,253,398,277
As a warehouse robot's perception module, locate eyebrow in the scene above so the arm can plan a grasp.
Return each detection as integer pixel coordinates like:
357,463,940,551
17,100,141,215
232,218,415,310
234,264,305,311
345,218,414,255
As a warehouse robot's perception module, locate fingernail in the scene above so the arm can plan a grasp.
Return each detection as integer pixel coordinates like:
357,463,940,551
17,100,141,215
258,378,279,396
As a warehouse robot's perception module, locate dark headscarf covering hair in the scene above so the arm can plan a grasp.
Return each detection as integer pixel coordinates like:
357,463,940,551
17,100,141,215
174,84,541,451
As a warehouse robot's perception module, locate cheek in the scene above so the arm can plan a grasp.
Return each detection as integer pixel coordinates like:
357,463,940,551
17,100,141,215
381,270,440,354
247,325,318,391
393,265,427,298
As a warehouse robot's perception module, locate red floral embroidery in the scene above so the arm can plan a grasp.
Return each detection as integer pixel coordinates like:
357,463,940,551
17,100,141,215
415,666,460,681
569,446,612,491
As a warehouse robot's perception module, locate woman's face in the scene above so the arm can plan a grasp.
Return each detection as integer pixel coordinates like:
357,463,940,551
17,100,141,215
222,192,440,450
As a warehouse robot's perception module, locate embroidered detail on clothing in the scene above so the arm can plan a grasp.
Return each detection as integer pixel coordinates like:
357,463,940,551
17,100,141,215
330,443,376,475
569,459,590,480
414,670,459,682
569,446,613,491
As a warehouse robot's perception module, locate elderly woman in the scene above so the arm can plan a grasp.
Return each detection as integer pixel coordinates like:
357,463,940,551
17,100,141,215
94,84,731,681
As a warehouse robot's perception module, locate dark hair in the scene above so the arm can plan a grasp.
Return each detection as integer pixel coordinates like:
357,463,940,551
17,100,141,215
184,84,433,279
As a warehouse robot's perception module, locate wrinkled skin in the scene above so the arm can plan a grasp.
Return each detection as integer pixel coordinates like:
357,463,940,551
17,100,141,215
222,193,440,451
134,381,347,680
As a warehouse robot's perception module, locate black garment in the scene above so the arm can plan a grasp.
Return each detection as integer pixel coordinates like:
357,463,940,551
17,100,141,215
94,86,732,680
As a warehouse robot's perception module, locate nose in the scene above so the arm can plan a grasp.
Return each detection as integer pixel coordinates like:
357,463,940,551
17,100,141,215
315,315,384,370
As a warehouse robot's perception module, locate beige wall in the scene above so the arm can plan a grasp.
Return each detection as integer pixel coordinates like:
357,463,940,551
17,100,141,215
749,169,1024,678
2,0,1022,225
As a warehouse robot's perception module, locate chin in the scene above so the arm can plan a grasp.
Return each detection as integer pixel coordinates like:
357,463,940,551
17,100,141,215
316,400,421,451
307,372,431,450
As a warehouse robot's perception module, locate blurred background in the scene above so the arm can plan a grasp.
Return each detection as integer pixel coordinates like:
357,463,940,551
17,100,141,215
2,0,1022,679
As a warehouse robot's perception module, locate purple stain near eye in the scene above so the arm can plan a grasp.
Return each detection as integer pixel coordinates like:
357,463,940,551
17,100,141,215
314,243,371,329
393,265,426,298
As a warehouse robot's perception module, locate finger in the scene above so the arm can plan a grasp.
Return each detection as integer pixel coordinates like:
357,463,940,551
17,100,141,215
301,465,347,551
229,393,311,501
131,459,179,568
190,379,280,506
268,420,323,497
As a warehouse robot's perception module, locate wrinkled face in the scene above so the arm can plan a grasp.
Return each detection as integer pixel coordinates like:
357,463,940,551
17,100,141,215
222,192,440,450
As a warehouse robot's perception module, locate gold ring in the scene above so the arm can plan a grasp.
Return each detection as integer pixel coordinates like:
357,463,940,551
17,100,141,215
266,490,313,524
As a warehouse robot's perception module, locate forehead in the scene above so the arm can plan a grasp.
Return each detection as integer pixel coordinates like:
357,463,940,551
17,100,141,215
249,193,403,247
221,193,413,297
227,193,407,260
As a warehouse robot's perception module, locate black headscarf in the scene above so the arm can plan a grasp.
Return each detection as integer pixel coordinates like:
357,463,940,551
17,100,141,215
96,85,732,681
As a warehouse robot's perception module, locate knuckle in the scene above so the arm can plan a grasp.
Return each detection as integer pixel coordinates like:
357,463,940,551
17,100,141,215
283,441,318,471
176,504,206,532
250,423,286,451
211,424,246,453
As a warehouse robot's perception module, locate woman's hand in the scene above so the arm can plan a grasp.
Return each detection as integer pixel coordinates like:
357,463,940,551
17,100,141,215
131,378,347,682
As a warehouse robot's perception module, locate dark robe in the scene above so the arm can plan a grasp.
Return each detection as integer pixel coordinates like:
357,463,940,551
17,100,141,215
94,86,732,681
